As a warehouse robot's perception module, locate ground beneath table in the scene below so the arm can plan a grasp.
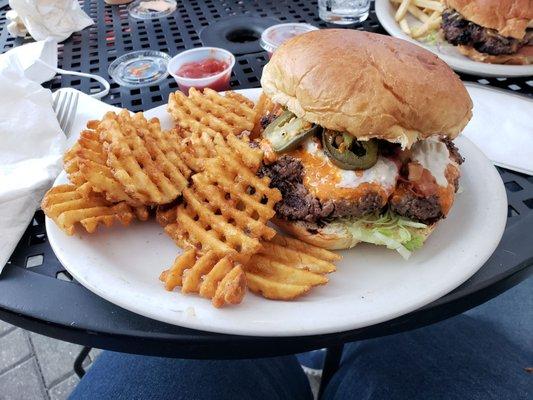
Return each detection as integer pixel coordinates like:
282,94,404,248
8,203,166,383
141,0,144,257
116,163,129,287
0,321,101,400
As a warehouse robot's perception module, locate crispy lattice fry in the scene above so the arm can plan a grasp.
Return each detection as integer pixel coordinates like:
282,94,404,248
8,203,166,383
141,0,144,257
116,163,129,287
63,143,85,187
176,128,263,174
98,110,191,205
65,126,146,207
244,235,339,300
168,88,255,138
155,201,179,227
42,184,141,235
172,128,214,172
218,133,263,172
64,120,106,187
164,145,281,263
269,235,341,266
160,249,246,308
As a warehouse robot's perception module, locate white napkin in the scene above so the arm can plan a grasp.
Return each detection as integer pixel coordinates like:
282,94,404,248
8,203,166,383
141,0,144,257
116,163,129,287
464,83,533,176
8,0,93,42
0,56,66,275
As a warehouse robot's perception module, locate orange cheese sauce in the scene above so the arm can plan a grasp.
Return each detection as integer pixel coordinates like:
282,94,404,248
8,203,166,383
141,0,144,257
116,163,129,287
440,164,460,215
406,161,460,217
288,146,385,202
260,137,397,203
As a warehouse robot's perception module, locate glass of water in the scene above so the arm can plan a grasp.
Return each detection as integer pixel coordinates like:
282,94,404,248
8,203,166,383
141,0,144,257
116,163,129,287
318,0,370,25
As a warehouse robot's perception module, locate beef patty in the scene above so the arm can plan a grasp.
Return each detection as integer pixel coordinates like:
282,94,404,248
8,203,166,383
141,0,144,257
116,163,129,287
258,155,386,223
258,140,463,224
390,190,443,224
442,9,531,55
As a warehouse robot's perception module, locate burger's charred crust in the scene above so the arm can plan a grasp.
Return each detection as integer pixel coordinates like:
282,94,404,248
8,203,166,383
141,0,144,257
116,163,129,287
390,190,443,224
443,138,464,165
259,155,386,222
260,114,279,130
442,9,529,56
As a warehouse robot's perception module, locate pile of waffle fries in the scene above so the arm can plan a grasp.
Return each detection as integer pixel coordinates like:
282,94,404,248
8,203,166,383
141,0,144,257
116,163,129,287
43,88,341,308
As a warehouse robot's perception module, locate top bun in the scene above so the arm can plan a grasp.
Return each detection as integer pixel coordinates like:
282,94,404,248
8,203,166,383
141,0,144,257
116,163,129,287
445,0,533,39
261,30,472,148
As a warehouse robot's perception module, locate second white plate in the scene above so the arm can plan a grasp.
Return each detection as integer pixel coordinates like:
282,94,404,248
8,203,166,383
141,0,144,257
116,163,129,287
375,0,533,77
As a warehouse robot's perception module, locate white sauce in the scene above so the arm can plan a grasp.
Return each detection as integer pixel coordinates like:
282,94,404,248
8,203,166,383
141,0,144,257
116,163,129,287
303,136,322,154
410,137,454,187
337,158,399,190
301,136,399,190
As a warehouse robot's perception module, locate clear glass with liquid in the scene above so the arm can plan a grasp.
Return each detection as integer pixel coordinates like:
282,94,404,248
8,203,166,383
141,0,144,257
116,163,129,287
318,0,370,24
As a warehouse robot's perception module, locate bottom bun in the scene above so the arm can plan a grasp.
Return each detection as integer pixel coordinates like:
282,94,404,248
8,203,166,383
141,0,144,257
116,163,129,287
274,217,436,252
458,45,533,65
274,219,360,250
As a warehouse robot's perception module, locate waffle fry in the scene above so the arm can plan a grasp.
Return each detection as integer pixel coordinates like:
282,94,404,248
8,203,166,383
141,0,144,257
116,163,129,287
164,145,281,263
99,110,191,205
63,120,104,186
245,235,339,300
63,143,85,187
221,133,263,172
168,88,255,138
64,126,146,207
155,201,179,227
160,249,246,308
176,127,263,174
42,184,139,235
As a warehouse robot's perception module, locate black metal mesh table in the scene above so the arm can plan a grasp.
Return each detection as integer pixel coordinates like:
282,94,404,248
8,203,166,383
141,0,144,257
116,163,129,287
0,0,532,371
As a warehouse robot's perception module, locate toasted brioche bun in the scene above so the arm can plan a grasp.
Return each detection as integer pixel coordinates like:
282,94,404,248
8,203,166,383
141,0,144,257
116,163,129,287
274,218,436,251
261,30,472,149
458,44,533,65
445,0,533,40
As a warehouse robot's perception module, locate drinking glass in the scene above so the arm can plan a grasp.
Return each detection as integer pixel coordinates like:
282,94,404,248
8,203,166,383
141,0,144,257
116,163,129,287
318,0,370,24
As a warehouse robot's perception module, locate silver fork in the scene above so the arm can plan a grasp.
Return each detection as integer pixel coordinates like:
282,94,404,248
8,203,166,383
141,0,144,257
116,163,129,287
52,90,79,138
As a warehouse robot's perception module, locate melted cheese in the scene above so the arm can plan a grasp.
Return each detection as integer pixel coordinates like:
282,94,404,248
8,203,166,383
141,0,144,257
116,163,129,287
410,137,455,187
288,137,399,202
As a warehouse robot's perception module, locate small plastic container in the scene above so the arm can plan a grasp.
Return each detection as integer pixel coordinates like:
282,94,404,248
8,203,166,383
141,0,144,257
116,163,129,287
108,50,171,88
128,0,177,20
260,23,318,58
167,47,235,95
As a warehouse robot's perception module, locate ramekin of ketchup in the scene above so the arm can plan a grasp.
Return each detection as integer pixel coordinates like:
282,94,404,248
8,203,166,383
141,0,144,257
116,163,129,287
167,47,235,95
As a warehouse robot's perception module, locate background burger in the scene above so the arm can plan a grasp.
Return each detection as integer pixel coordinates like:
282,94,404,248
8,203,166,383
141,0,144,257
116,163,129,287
256,29,473,258
441,0,533,65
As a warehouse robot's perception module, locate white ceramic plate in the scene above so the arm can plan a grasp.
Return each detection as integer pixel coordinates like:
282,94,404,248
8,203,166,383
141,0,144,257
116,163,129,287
46,88,507,337
375,0,533,77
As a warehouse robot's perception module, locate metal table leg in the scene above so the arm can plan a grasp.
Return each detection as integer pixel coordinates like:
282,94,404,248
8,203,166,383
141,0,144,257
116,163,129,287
74,346,92,378
318,344,344,399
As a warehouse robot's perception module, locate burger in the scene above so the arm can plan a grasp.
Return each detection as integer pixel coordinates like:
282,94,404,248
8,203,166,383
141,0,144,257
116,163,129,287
441,0,533,65
256,29,473,258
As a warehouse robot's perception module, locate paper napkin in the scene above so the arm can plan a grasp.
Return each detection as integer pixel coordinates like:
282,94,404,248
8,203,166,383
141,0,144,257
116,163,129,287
464,83,533,176
8,0,93,42
0,57,66,275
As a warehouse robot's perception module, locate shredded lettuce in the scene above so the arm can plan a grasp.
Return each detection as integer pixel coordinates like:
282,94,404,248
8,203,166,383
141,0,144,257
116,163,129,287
421,31,439,45
333,210,428,259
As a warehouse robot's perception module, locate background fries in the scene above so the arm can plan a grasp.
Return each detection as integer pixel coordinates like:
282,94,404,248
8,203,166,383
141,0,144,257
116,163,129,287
391,0,444,40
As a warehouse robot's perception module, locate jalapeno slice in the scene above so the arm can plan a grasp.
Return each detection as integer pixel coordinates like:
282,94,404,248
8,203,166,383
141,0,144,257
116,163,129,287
263,110,321,152
322,129,378,170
